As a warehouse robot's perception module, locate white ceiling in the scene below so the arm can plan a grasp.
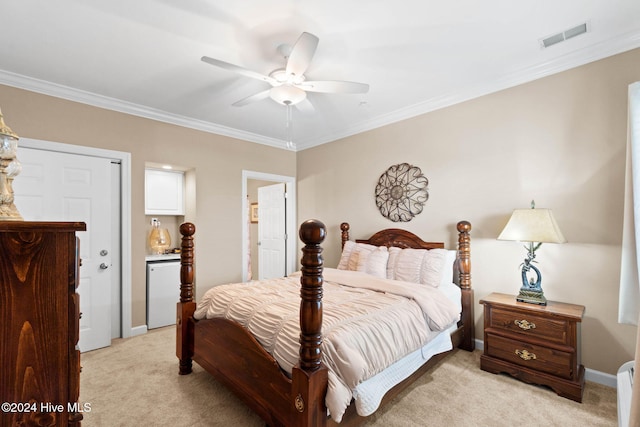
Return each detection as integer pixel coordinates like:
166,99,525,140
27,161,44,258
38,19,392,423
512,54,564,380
1,0,640,151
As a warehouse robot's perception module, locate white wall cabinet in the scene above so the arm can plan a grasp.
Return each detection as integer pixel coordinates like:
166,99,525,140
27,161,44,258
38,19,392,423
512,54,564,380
145,169,185,215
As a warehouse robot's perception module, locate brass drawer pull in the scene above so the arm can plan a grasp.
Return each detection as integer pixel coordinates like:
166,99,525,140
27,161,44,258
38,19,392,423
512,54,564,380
515,349,537,361
514,319,536,330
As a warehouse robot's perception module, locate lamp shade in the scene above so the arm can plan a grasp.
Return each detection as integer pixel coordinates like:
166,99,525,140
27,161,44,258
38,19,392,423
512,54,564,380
498,207,566,244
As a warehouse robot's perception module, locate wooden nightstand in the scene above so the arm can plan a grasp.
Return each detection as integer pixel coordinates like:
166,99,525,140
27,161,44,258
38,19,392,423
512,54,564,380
480,292,585,402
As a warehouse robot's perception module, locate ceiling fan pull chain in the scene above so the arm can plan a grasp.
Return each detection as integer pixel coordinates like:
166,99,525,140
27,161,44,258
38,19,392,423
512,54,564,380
285,102,295,150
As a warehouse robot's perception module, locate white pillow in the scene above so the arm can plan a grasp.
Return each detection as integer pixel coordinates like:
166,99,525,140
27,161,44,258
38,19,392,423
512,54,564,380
387,247,448,287
387,247,426,283
337,240,357,270
358,247,390,278
420,249,447,288
337,241,389,278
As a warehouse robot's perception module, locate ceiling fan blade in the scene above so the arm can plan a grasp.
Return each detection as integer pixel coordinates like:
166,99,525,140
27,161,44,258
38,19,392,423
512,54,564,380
285,32,319,78
299,80,369,94
295,98,315,114
201,56,277,85
232,89,271,107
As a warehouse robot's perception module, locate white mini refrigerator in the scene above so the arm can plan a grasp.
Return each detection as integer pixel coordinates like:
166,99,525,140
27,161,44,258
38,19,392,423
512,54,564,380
146,259,181,329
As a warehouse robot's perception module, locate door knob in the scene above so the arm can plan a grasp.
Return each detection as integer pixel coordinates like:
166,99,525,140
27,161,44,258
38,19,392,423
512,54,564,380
99,263,109,270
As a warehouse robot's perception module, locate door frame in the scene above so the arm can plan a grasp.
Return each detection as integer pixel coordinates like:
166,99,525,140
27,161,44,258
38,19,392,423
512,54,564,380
19,138,134,338
242,170,296,282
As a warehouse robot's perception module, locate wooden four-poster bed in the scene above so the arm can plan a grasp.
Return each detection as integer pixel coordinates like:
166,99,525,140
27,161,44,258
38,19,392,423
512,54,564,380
176,219,473,427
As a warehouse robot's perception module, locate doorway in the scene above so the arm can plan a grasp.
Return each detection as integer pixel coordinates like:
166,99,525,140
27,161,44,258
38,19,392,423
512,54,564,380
17,138,133,341
242,171,296,282
15,147,114,352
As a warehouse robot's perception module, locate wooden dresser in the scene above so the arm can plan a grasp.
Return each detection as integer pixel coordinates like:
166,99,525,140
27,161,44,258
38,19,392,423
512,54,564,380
0,221,86,426
480,292,585,402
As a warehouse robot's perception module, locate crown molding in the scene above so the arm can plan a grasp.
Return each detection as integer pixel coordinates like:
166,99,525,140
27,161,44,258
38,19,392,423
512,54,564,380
294,29,640,151
0,70,286,149
1,28,639,153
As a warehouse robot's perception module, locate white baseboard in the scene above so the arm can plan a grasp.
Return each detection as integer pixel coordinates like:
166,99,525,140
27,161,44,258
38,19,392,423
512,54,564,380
472,339,616,388
130,325,148,337
586,368,617,388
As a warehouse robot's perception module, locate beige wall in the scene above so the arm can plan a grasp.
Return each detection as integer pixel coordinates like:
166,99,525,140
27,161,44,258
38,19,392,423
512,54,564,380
0,84,296,328
297,48,640,375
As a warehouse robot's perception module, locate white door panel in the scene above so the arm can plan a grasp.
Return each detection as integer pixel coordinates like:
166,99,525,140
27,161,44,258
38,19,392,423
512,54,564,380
258,183,286,280
14,147,112,352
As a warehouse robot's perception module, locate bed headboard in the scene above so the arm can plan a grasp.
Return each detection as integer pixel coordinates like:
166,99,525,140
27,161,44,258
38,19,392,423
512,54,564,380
339,221,472,290
340,223,444,250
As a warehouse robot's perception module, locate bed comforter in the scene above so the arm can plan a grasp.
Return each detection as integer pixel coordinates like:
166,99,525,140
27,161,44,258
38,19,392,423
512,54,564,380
193,268,459,422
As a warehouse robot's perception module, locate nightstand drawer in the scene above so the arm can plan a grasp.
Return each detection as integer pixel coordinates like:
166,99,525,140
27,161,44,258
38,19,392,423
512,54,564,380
485,333,574,379
487,306,569,345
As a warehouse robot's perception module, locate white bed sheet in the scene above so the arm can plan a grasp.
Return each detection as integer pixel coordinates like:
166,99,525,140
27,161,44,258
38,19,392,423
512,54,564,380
346,282,460,419
350,323,455,417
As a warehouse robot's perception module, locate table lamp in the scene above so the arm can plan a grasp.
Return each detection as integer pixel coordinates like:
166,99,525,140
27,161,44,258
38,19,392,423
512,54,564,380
498,201,566,305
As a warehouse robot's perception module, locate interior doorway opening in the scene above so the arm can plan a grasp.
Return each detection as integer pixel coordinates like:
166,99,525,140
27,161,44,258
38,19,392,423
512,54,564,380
242,171,296,282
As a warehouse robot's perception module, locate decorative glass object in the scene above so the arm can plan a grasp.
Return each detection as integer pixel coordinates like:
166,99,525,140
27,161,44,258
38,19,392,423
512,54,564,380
0,108,22,220
148,219,171,254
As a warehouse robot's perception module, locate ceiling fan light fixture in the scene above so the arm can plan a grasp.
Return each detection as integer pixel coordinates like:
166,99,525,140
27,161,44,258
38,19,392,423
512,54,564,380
270,85,306,105
202,31,368,113
270,69,289,83
270,68,305,85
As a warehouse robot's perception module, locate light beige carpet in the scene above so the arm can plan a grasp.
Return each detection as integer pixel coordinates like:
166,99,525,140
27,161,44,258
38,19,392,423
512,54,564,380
80,327,617,426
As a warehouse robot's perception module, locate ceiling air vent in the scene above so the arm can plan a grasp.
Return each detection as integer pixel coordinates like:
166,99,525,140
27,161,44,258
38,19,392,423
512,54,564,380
540,22,588,48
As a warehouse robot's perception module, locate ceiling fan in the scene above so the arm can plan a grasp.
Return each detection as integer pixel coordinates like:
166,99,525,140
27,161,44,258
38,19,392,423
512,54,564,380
201,32,369,111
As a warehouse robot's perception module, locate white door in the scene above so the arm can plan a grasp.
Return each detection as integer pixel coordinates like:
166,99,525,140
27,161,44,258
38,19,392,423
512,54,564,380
258,183,286,279
14,147,113,352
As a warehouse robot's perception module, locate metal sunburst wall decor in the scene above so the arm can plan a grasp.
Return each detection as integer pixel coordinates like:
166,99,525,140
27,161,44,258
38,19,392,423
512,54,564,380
375,163,429,222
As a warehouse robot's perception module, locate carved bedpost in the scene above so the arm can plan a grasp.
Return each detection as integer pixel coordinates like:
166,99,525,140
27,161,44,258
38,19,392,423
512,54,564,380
340,222,350,250
177,222,196,375
456,220,475,351
179,222,195,302
298,219,326,370
291,219,328,427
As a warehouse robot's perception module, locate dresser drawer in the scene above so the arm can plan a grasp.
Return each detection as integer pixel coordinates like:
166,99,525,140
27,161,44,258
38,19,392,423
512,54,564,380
485,333,574,379
488,306,569,345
